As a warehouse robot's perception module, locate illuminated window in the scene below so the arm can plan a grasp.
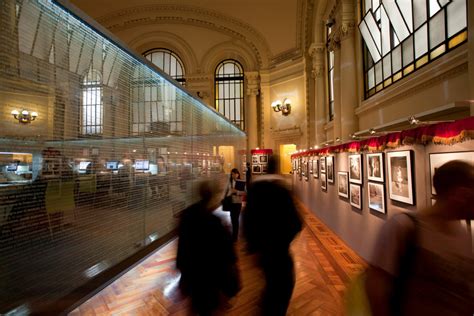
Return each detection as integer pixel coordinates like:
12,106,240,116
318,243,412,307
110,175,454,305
359,0,467,98
144,48,186,85
215,60,244,130
81,68,103,135
327,26,335,121
132,49,185,135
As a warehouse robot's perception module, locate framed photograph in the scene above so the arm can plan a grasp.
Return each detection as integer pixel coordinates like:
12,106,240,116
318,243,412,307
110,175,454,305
252,155,259,164
350,184,362,209
261,164,268,173
259,155,268,163
429,151,474,195
309,159,313,174
387,150,415,205
302,158,307,176
312,159,319,178
368,182,386,213
326,156,334,183
321,172,327,190
320,157,326,173
367,153,384,182
338,172,349,198
252,164,261,174
349,154,362,184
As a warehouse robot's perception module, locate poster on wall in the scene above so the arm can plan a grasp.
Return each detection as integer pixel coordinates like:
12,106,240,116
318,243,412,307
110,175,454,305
327,156,334,183
350,184,362,209
387,150,415,205
367,153,384,182
429,151,474,195
338,172,349,198
349,154,363,184
368,182,386,214
251,149,272,175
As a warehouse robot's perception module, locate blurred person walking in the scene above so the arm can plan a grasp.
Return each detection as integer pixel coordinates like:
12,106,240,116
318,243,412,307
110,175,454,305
365,160,474,316
223,168,245,242
176,180,241,315
243,156,302,316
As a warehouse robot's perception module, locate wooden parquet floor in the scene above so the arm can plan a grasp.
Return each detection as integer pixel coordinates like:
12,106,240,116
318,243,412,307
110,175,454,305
70,202,366,316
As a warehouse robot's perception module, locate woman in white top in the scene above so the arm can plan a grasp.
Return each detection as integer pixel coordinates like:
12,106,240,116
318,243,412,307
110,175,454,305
225,168,244,242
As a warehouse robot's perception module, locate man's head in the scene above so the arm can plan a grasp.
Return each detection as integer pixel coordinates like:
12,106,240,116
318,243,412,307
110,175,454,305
433,160,474,219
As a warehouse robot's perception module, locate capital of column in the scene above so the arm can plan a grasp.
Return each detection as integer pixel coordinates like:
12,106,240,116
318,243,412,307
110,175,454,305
245,71,260,96
340,20,356,40
308,43,325,58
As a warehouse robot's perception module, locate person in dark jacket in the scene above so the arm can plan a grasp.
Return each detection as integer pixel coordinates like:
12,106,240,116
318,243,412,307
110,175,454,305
243,156,302,316
177,180,240,315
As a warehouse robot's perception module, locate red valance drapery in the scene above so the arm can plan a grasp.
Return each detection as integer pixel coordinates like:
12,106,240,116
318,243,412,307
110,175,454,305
291,116,474,158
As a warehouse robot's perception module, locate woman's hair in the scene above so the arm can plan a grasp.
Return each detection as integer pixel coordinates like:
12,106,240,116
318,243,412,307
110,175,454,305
229,168,240,181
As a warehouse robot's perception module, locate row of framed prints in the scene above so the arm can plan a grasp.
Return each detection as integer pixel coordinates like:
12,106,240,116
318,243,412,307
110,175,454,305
294,150,473,214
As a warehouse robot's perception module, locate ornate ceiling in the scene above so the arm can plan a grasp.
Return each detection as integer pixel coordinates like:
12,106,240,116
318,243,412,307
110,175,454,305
70,0,309,68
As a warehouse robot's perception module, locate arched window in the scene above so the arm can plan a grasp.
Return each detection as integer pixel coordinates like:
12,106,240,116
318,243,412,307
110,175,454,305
131,49,185,135
81,68,103,135
144,48,186,85
214,60,244,130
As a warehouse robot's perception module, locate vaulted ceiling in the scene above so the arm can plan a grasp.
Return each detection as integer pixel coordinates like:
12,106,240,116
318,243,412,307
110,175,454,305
70,0,311,68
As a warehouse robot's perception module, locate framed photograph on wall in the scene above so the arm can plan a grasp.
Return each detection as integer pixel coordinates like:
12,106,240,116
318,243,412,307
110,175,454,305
429,151,474,195
368,182,386,214
349,154,363,184
321,172,327,191
252,164,261,174
338,172,349,198
309,159,313,174
367,153,384,182
387,150,415,205
252,155,259,164
259,155,268,163
313,159,319,178
350,184,362,209
327,156,334,183
320,157,326,173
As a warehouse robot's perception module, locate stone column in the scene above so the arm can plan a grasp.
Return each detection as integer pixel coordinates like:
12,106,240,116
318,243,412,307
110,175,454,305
339,20,358,141
245,71,259,153
329,30,342,142
309,43,327,146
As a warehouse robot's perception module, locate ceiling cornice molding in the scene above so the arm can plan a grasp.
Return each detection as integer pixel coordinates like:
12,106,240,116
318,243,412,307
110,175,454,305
96,4,272,68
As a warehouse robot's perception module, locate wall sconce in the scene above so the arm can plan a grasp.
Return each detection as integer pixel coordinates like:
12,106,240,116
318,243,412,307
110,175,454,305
11,109,38,124
271,98,291,116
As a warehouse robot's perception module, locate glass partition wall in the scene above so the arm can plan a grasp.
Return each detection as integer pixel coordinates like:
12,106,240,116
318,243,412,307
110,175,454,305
0,0,246,314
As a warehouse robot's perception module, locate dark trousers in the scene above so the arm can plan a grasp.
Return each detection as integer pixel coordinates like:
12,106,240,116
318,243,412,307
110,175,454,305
230,203,241,241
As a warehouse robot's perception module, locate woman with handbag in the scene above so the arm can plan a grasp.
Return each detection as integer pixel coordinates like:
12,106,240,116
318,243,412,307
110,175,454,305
223,168,245,242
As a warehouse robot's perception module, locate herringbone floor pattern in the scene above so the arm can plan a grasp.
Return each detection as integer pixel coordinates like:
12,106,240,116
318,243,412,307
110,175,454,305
70,203,366,315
